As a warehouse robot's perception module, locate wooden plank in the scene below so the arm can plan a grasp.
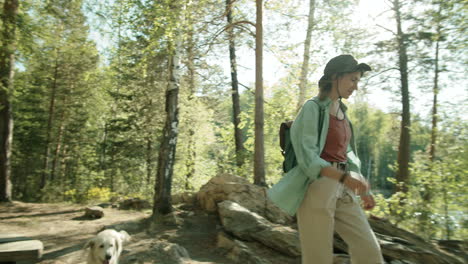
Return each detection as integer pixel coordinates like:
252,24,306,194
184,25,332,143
0,240,43,262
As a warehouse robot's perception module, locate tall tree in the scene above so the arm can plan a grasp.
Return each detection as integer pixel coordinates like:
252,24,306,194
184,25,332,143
40,48,59,189
392,0,411,194
153,0,183,216
0,0,18,202
254,0,266,186
184,0,197,190
296,0,316,112
226,0,246,168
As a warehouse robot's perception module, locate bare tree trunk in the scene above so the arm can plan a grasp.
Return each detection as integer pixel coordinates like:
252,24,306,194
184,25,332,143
152,36,182,216
51,103,67,182
393,0,411,194
297,0,316,112
419,6,442,236
146,137,153,184
0,0,19,202
254,0,266,186
41,51,60,189
185,130,195,190
429,24,440,163
442,185,451,239
226,0,246,167
184,17,196,191
101,123,108,170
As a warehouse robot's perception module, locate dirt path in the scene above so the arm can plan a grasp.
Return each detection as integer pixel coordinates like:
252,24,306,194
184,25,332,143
0,201,231,264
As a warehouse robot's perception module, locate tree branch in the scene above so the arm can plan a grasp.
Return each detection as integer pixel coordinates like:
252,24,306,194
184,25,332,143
376,24,396,36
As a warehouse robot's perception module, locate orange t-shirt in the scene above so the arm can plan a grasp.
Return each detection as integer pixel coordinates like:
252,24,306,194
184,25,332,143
320,114,351,163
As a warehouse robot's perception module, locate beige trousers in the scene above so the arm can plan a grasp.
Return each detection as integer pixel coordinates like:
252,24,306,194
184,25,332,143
297,176,384,264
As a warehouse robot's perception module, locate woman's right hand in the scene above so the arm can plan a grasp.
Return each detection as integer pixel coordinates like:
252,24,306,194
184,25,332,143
343,172,369,195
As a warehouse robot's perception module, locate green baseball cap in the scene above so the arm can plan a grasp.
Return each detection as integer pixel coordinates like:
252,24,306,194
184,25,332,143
324,54,372,76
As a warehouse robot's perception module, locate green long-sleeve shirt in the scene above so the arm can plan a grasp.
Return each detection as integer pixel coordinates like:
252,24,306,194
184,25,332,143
267,96,362,216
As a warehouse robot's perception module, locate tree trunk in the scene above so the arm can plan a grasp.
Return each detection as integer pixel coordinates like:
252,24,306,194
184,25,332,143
146,137,153,184
429,21,441,164
41,51,60,189
0,0,19,202
152,37,182,216
226,0,246,167
185,130,195,190
184,19,196,191
51,104,67,182
296,0,316,112
420,5,442,236
394,0,411,194
254,0,266,186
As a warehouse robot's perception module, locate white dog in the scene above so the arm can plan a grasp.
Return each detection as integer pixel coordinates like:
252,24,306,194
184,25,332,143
84,229,131,264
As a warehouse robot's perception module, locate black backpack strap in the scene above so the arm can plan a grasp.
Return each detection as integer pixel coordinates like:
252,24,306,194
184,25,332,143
309,99,325,143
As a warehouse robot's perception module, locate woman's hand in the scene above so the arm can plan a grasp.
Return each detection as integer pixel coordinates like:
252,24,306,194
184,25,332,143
343,172,369,195
360,194,376,210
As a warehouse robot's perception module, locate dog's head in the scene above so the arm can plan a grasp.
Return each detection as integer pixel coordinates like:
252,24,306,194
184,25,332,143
84,230,131,264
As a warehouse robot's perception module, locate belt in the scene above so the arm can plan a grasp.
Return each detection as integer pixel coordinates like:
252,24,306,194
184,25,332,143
330,161,348,171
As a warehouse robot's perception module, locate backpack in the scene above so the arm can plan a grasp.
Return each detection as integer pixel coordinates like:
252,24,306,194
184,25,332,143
279,100,325,173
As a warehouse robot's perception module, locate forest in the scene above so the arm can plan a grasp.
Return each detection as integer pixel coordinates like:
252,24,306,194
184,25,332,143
0,0,466,243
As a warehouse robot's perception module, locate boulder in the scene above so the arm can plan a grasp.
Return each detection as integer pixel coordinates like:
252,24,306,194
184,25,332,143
196,175,466,263
161,212,184,227
435,240,468,260
172,192,197,205
151,241,190,264
217,231,272,264
84,206,104,219
118,198,151,210
197,173,293,225
368,217,465,264
217,200,300,257
333,254,350,264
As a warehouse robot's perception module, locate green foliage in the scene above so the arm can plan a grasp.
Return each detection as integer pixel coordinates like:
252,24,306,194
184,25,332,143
370,124,468,240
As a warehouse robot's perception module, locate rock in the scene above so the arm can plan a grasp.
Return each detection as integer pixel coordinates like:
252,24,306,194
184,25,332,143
161,212,183,227
389,260,416,264
118,198,151,210
217,231,272,264
333,254,350,264
255,225,301,257
198,175,465,264
435,240,468,260
172,192,197,205
217,231,237,250
367,218,465,264
217,200,300,257
197,173,293,225
151,241,191,264
84,206,104,219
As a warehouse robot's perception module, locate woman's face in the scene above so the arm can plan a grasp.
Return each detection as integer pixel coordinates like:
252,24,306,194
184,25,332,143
335,72,361,99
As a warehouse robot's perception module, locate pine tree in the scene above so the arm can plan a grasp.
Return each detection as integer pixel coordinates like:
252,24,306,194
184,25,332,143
0,0,19,202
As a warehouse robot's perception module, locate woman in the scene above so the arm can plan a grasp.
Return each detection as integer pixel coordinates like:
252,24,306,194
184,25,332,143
267,55,384,264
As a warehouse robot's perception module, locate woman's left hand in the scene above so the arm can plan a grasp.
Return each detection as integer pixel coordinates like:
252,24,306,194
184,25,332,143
360,194,376,210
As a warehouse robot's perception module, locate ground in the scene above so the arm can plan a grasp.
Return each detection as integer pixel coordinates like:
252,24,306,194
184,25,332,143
0,201,235,264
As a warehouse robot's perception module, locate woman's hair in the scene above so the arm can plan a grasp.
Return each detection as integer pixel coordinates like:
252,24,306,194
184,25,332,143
318,72,345,100
317,71,364,100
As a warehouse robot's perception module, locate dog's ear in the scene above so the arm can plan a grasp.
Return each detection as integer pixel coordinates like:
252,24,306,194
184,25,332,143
84,238,95,249
119,230,131,243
